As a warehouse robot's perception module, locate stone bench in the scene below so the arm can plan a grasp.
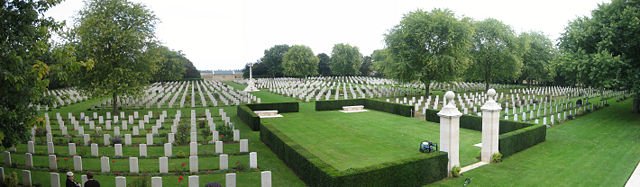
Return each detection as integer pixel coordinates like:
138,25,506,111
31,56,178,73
254,110,282,118
342,105,364,111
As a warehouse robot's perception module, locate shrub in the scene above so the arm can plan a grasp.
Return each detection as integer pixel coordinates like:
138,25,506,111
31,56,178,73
175,150,186,158
499,124,546,157
198,120,206,129
233,161,246,172
451,166,461,177
205,182,223,187
315,99,412,117
201,128,211,144
175,123,190,145
111,137,122,144
491,153,503,163
237,105,260,131
217,124,233,142
4,172,18,187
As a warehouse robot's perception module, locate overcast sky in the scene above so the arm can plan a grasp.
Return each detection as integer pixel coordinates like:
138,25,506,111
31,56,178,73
45,0,608,71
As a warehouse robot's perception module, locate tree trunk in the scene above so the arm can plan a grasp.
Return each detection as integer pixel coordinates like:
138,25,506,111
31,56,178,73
424,82,430,97
112,92,118,113
633,94,639,114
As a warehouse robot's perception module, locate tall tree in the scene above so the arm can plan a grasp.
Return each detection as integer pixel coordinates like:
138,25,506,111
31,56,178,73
466,18,522,90
558,0,640,113
330,43,362,76
517,31,555,87
147,44,188,82
261,44,290,77
371,49,391,77
282,45,319,77
73,0,158,112
182,58,200,79
384,9,473,96
0,0,61,147
360,56,373,76
317,53,331,76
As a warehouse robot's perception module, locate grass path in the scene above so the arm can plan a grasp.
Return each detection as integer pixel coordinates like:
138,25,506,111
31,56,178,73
429,98,640,186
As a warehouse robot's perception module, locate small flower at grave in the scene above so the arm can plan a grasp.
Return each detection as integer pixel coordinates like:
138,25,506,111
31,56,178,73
181,163,185,167
235,161,238,166
112,160,115,163
179,176,183,180
72,128,75,131
147,129,150,133
56,158,60,162
221,135,224,138
64,158,68,161
67,166,70,168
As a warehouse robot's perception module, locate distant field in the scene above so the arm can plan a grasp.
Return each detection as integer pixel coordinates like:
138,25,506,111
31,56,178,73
263,109,482,170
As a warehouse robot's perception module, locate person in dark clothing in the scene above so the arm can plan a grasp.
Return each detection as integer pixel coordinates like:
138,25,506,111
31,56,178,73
84,172,100,187
66,172,80,187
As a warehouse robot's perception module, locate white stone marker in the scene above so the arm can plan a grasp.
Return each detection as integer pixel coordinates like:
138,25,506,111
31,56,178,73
164,143,172,157
22,170,31,187
168,133,175,144
115,144,123,157
50,172,60,187
125,134,132,145
189,156,198,173
46,133,52,142
84,134,90,146
159,157,168,173
47,142,55,155
104,134,111,146
91,143,99,157
190,132,197,143
481,89,501,163
190,142,198,156
152,177,162,187
130,157,139,173
139,144,147,157
116,176,126,187
2,152,10,166
212,131,219,142
261,171,272,187
250,152,258,169
147,134,153,145
215,141,223,154
28,141,34,154
82,175,88,187
101,157,110,172
233,130,240,142
133,127,139,136
69,143,77,156
220,154,229,170
240,139,248,153
48,155,57,170
225,173,236,187
189,175,199,187
437,91,462,175
25,153,33,168
74,156,82,171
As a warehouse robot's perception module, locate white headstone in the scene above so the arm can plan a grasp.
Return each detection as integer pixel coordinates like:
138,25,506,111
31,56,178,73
152,177,162,187
21,170,31,187
101,156,110,172
225,173,236,187
69,143,76,156
25,153,33,168
240,139,248,153
159,157,168,173
91,143,99,157
189,175,199,187
189,156,198,173
147,133,153,145
116,176,126,187
261,171,272,187
130,157,139,173
190,142,198,156
215,141,223,154
139,144,147,157
164,143,172,157
48,155,57,170
47,142,55,155
220,154,228,170
115,144,123,157
50,172,61,187
250,152,258,169
73,156,82,171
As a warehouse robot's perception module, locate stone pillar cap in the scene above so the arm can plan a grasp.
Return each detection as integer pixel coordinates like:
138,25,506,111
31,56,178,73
481,88,502,111
437,91,462,117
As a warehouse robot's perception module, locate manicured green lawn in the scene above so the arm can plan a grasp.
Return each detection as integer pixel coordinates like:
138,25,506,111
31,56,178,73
428,98,640,186
263,107,482,170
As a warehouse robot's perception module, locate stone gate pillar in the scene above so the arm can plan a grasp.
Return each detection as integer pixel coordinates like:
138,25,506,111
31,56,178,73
438,91,462,175
481,89,502,162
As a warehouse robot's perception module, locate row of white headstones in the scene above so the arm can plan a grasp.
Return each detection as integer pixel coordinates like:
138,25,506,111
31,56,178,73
0,167,272,187
97,80,259,109
37,88,89,111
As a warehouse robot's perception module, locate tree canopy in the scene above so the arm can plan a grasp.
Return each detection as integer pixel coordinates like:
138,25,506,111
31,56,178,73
0,0,61,147
72,0,158,112
557,0,640,113
466,18,522,90
517,31,555,86
317,53,331,76
384,9,473,96
261,44,290,77
147,44,188,82
282,45,319,77
330,43,362,76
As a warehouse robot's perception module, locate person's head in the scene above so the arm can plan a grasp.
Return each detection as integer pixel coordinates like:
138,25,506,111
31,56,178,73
66,172,74,179
87,172,94,180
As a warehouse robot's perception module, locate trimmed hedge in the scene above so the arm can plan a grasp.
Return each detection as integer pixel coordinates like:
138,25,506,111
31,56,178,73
424,109,533,134
237,105,260,131
238,102,300,131
260,121,448,186
499,124,547,157
315,99,413,117
424,108,546,158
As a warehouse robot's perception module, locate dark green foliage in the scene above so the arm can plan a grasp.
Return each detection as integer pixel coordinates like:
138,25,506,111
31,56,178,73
315,99,413,117
261,44,291,77
260,121,448,186
317,53,332,76
183,59,200,79
216,123,233,142
499,124,546,157
175,123,190,145
424,109,533,134
238,102,300,131
237,105,260,131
